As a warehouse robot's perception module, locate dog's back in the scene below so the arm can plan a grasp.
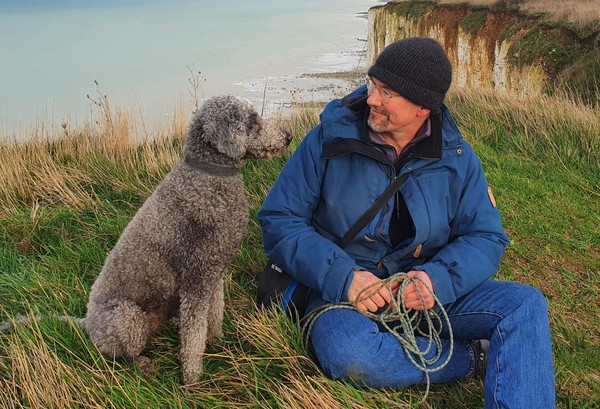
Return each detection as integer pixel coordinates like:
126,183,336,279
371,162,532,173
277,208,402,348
87,164,247,306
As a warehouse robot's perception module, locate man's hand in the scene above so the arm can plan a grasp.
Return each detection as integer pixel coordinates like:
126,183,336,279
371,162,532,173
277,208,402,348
348,270,399,313
403,270,435,310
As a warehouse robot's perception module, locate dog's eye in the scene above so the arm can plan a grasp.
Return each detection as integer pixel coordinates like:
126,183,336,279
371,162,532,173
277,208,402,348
248,113,262,133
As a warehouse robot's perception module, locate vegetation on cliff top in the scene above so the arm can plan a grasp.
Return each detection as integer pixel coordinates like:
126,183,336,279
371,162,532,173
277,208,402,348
438,0,600,25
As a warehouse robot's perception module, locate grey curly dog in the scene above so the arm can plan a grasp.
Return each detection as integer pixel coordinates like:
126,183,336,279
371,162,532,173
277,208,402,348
1,95,291,385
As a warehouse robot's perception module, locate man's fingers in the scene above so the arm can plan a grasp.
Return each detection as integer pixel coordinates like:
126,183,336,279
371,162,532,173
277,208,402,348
404,280,433,297
357,299,379,313
355,292,387,312
371,293,387,308
379,287,393,303
404,292,434,310
354,274,436,312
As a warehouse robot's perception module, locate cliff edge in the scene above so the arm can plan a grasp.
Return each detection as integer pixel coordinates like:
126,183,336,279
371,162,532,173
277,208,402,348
368,1,600,103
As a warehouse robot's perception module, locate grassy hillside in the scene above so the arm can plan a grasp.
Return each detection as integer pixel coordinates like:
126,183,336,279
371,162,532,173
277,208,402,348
0,88,598,408
438,0,600,25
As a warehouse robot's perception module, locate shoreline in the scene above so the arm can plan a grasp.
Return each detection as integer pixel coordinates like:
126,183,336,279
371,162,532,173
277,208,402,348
231,44,369,118
255,67,367,117
1,47,369,140
0,66,367,142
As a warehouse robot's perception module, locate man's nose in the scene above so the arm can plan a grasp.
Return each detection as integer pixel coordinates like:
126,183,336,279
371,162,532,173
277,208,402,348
367,91,382,107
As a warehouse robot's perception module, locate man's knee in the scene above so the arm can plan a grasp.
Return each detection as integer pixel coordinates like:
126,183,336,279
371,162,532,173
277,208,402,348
516,283,549,311
309,309,379,382
484,280,549,314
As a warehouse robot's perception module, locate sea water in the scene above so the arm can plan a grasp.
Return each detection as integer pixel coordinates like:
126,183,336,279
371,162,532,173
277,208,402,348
0,0,382,136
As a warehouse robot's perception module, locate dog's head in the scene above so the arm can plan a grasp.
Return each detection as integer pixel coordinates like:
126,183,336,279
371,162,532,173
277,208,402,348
184,95,291,162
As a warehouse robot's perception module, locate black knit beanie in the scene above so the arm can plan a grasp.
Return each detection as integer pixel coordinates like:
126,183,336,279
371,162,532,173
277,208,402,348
367,37,452,112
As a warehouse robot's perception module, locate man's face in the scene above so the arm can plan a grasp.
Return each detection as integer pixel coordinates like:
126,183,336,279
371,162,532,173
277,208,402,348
366,77,425,136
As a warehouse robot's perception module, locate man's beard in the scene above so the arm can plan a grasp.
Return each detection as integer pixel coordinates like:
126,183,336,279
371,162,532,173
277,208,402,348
367,110,389,133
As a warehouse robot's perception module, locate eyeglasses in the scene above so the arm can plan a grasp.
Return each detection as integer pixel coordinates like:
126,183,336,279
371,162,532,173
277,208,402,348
365,76,400,103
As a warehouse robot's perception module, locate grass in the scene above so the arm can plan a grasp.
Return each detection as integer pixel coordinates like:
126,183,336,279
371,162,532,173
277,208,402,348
438,0,600,25
0,86,598,408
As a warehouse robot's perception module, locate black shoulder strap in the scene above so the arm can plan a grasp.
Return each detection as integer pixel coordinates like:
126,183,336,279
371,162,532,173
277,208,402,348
338,172,410,249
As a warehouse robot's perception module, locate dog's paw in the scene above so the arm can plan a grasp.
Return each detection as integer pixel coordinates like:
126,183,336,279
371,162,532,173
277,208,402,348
167,316,180,328
208,329,224,340
135,356,156,375
181,368,202,386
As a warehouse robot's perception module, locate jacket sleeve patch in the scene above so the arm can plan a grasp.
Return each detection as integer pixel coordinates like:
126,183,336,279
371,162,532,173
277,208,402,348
487,186,497,208
412,243,423,258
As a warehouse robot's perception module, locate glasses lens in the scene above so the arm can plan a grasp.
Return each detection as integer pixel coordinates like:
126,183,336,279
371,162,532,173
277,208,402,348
365,77,391,103
380,88,391,103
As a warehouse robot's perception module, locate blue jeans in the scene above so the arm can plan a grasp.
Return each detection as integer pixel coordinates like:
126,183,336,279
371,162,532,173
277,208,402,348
309,280,556,408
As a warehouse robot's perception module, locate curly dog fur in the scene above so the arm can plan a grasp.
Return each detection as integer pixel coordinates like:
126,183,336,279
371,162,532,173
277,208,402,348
1,95,290,385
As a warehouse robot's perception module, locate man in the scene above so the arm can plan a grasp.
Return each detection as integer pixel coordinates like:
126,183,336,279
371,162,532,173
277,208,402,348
258,37,555,408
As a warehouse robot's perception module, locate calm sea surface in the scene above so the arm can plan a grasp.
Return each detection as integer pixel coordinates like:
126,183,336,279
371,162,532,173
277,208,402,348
0,0,382,136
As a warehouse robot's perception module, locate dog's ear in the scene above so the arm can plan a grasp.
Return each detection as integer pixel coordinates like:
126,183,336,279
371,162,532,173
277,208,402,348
187,95,255,160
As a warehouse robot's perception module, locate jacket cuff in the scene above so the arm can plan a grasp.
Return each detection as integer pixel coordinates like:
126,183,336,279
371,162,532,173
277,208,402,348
322,259,359,303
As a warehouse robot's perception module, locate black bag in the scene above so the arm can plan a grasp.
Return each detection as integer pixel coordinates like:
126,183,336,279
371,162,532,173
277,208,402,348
256,172,410,320
256,262,310,319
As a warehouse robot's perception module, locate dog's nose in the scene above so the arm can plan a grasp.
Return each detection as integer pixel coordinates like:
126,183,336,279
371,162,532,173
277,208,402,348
283,130,292,146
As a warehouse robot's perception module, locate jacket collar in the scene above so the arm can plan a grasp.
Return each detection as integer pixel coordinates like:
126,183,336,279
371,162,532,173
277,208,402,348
406,111,442,161
322,88,442,164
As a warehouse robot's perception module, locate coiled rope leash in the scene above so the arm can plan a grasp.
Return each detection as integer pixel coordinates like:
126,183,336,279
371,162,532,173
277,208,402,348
301,272,454,404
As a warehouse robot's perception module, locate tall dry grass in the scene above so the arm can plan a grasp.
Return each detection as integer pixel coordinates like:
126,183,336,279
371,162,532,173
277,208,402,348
450,89,600,166
0,89,189,215
2,85,596,218
0,313,123,408
522,0,600,25
438,0,600,25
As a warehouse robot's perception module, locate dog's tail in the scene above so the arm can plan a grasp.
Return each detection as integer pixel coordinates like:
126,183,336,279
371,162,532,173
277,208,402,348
0,314,85,334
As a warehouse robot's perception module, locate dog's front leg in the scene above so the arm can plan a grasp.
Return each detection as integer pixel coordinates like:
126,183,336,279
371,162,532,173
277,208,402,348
207,277,225,340
178,293,209,385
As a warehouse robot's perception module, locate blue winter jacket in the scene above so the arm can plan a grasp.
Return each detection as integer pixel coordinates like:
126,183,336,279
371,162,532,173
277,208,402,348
258,87,509,312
